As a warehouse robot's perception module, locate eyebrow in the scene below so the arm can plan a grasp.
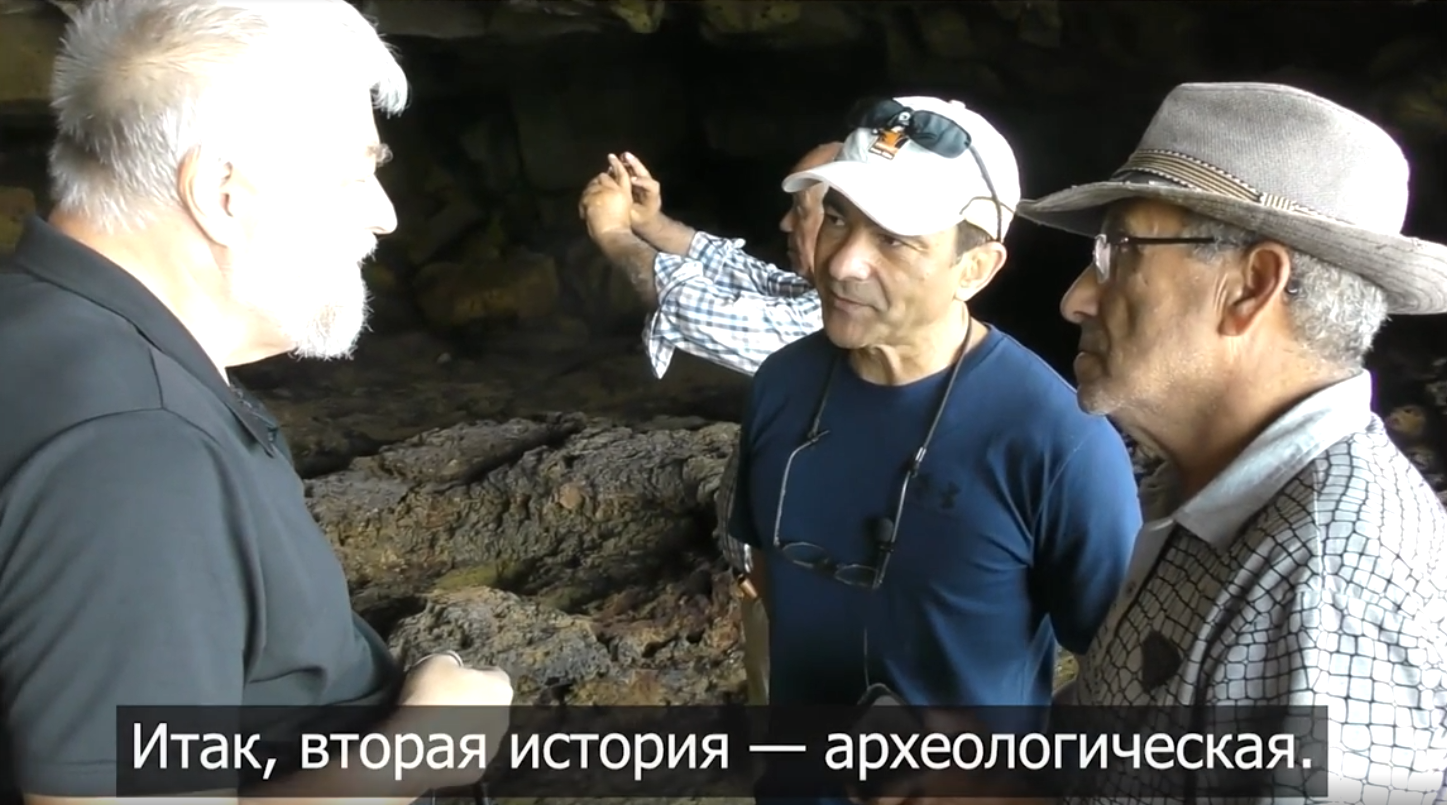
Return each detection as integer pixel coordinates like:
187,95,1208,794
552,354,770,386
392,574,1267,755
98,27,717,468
367,143,393,167
822,190,926,246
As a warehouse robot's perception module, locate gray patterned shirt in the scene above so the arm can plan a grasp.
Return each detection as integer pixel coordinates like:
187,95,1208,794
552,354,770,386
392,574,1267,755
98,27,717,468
1069,371,1447,804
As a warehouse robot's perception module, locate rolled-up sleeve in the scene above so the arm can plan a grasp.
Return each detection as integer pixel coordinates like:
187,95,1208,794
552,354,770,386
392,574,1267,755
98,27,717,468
643,232,821,378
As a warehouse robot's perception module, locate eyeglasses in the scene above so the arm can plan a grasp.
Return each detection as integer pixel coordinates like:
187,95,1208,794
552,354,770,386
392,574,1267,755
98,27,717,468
846,97,1006,242
768,319,973,591
1091,233,1219,283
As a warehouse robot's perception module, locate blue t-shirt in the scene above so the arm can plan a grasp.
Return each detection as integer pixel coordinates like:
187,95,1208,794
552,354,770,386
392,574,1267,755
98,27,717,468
732,326,1141,715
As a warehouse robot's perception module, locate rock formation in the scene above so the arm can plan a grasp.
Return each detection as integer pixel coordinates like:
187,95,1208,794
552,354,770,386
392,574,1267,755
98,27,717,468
305,412,748,704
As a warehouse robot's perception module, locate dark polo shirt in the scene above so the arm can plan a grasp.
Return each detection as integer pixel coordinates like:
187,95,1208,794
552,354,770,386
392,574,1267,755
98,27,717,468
0,218,402,798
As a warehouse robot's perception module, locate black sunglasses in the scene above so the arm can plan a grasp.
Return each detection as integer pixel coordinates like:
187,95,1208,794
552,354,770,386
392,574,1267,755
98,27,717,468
846,97,1006,242
769,318,973,591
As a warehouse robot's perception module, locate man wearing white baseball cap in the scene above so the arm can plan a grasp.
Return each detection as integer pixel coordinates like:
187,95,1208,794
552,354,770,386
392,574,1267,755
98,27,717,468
728,96,1142,787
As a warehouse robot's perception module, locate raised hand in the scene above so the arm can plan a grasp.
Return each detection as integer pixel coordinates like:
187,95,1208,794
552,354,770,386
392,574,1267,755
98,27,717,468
616,152,663,231
578,167,634,242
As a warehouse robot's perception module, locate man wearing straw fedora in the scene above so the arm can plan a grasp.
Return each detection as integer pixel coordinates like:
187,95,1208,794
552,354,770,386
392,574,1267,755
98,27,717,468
1018,82,1447,802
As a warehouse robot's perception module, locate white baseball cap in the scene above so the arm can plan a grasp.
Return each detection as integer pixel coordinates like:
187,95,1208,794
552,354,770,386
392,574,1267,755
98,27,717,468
782,96,1021,240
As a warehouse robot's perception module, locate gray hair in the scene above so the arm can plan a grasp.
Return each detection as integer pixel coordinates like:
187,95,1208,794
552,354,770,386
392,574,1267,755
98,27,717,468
1178,212,1388,369
48,0,409,233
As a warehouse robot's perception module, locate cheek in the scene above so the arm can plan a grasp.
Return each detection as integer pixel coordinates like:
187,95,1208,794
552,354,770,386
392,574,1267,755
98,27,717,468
814,228,842,263
1105,289,1210,387
799,212,824,238
1096,286,1160,365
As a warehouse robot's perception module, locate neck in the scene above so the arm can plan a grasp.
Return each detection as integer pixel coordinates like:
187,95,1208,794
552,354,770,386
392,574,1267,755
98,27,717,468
1125,362,1357,502
48,210,263,380
849,305,979,386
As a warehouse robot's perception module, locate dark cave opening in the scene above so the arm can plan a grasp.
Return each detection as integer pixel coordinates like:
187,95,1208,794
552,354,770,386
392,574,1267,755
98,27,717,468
2,0,1446,417
368,0,1447,380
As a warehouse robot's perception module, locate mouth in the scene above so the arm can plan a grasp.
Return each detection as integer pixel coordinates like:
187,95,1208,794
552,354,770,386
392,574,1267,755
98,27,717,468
1076,332,1106,357
1072,350,1104,378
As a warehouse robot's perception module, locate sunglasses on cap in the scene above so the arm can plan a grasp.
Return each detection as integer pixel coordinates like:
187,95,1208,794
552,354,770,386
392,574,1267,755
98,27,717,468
845,97,1006,242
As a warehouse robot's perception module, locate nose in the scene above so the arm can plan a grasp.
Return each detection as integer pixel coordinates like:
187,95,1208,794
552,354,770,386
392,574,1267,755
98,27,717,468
368,176,398,236
824,233,871,283
779,209,794,234
1060,264,1101,325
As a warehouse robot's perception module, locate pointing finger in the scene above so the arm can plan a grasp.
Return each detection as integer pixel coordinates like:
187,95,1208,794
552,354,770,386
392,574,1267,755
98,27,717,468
607,153,633,193
623,152,652,180
633,175,660,196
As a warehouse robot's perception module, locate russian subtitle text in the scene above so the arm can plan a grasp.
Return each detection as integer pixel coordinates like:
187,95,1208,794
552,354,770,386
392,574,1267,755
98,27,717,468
510,733,729,780
825,731,1310,781
296,731,729,783
133,722,278,780
300,732,491,781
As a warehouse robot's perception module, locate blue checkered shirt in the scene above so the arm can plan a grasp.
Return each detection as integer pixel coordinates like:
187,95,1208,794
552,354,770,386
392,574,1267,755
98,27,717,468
644,231,821,574
643,231,820,379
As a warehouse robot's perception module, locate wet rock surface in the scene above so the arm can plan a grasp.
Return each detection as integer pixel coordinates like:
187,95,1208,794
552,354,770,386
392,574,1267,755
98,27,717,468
255,325,1447,709
295,391,748,705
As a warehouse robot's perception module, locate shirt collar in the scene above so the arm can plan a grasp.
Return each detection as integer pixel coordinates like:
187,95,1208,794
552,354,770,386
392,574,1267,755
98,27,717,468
8,215,279,455
1141,370,1374,547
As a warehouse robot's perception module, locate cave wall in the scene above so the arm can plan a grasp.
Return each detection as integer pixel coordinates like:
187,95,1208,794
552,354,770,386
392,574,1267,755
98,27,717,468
2,0,1446,373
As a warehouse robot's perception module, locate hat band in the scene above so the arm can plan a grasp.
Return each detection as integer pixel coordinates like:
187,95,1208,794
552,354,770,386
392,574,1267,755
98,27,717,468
1110,149,1323,217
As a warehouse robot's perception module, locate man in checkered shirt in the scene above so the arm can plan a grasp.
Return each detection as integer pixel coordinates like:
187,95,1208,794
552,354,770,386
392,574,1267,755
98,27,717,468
577,143,841,705
1011,82,1447,803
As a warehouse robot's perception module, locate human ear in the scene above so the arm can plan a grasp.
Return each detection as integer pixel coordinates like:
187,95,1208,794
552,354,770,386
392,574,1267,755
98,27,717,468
178,146,252,248
1220,242,1290,337
954,241,1008,302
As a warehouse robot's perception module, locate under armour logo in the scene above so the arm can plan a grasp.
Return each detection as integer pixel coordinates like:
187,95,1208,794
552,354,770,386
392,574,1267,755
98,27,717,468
939,481,959,510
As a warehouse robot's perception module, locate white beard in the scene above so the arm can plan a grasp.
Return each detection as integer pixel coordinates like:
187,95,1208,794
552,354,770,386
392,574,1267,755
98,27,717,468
227,233,377,360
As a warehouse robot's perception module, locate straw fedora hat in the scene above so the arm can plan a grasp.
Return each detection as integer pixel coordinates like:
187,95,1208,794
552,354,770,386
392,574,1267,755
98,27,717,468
1017,82,1447,315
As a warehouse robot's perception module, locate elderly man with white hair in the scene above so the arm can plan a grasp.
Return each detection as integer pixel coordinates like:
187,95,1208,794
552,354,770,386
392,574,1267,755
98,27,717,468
0,1,512,803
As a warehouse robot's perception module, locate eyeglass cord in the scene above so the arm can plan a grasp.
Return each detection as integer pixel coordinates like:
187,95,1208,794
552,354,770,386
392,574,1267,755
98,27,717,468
860,316,974,694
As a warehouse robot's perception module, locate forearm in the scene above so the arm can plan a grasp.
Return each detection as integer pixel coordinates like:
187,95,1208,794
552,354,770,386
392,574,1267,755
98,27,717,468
595,230,661,310
634,213,697,257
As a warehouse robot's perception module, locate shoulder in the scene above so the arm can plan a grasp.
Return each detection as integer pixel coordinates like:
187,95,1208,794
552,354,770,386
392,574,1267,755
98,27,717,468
742,332,835,430
972,328,1131,467
754,330,835,387
1,408,236,523
1285,421,1447,613
977,329,1092,416
0,270,172,468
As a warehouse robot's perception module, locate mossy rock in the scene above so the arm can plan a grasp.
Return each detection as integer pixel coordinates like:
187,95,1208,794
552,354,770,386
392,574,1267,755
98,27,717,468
0,15,62,105
432,564,509,592
412,251,561,330
609,0,666,33
701,0,801,34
